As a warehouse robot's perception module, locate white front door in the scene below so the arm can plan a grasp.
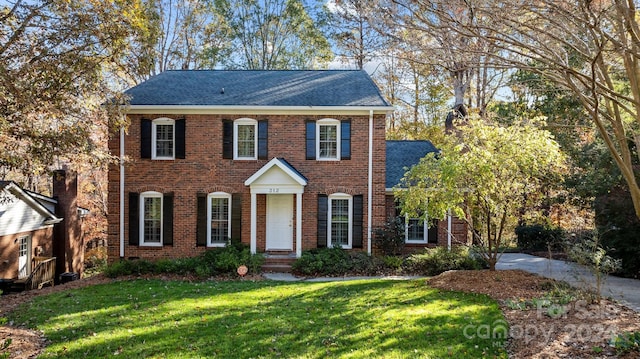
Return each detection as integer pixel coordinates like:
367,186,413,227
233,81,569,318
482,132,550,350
18,236,31,279
266,194,293,250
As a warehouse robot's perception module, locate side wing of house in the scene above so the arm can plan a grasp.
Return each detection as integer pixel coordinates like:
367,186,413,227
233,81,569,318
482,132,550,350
0,182,60,279
384,141,468,251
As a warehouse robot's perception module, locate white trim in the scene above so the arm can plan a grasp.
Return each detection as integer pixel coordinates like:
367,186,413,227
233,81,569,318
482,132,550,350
244,158,307,188
151,118,175,160
139,191,163,247
404,216,428,244
233,118,257,160
207,192,231,247
296,194,302,258
328,193,352,249
316,119,340,161
125,105,394,116
250,192,257,254
120,126,125,258
367,110,373,255
447,210,452,250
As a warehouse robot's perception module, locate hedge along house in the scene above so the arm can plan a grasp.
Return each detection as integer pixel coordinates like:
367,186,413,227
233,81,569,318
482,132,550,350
107,70,466,263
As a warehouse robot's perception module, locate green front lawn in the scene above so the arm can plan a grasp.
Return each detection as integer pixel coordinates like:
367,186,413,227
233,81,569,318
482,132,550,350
9,279,507,358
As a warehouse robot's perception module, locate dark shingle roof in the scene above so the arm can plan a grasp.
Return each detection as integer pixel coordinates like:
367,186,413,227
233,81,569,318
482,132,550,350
386,140,438,189
125,70,390,107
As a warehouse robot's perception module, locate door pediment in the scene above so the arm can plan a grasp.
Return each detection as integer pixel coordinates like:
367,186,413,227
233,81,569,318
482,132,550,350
245,158,307,194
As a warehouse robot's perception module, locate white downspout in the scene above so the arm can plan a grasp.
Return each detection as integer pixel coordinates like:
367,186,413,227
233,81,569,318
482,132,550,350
367,110,373,255
447,209,452,251
119,126,125,258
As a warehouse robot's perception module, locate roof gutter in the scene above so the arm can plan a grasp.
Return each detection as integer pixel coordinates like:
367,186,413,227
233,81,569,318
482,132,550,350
124,105,394,116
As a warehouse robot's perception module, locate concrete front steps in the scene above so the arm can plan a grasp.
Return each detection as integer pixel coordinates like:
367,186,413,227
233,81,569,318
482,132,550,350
261,252,297,273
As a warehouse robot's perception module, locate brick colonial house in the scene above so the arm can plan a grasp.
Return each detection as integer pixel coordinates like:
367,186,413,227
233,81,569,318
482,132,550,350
107,70,466,262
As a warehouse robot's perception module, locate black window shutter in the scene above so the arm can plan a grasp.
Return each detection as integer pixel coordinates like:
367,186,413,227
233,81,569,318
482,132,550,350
196,193,207,247
317,194,328,247
341,120,351,160
140,119,151,159
163,192,174,246
305,120,316,160
258,120,268,160
222,120,233,159
231,193,242,241
352,195,363,248
175,119,186,159
128,192,140,245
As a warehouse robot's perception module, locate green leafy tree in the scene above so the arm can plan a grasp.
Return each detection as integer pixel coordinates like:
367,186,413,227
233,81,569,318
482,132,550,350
396,118,566,270
0,0,151,183
211,0,332,69
380,0,640,220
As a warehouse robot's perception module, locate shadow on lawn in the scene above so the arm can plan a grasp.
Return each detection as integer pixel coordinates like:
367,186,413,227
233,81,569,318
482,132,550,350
10,279,506,358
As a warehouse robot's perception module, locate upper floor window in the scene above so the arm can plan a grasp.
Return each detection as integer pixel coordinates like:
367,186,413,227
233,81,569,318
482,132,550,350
234,118,257,160
208,192,231,247
152,118,175,159
223,119,268,160
140,191,163,246
317,119,340,160
306,119,350,161
328,193,352,249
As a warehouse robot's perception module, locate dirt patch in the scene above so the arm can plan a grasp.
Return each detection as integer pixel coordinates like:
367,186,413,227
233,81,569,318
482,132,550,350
1,271,639,358
428,270,640,358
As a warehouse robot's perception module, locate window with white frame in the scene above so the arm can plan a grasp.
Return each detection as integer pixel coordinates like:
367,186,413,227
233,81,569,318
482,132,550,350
405,216,427,243
234,118,257,160
329,193,352,248
140,191,163,246
152,118,175,159
317,119,340,160
208,192,231,246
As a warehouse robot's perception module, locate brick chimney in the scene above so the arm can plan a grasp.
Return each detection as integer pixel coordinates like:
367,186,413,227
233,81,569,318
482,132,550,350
53,169,84,280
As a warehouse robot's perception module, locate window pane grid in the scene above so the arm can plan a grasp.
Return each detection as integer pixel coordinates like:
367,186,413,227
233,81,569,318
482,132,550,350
407,219,425,241
210,197,229,243
237,124,255,158
143,197,162,243
156,124,174,157
319,125,337,158
331,199,349,246
19,237,27,257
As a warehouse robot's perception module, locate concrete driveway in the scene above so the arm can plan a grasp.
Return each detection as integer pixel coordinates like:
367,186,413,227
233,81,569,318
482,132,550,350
497,253,640,312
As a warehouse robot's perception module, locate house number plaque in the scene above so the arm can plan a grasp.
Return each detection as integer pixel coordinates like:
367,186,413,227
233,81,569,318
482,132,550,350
268,188,280,193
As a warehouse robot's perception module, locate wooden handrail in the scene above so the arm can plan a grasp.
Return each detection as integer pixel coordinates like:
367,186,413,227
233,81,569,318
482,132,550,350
15,256,56,290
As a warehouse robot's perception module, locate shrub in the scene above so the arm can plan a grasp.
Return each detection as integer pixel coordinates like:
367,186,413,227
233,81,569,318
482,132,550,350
373,216,405,255
609,331,640,354
102,241,264,278
292,247,353,276
405,246,485,276
515,224,565,251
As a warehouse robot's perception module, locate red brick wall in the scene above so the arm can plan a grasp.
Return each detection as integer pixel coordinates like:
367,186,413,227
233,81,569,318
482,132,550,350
0,228,53,279
108,113,387,261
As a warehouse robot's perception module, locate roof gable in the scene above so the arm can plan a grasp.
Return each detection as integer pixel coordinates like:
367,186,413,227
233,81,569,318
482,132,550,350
385,140,439,189
125,70,391,110
0,181,62,236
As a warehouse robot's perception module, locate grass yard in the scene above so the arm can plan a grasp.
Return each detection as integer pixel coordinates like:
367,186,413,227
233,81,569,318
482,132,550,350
8,279,507,358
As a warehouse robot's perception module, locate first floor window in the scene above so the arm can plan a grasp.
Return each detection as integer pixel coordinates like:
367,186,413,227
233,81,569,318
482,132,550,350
141,192,163,246
329,193,352,248
208,192,231,246
406,217,427,243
